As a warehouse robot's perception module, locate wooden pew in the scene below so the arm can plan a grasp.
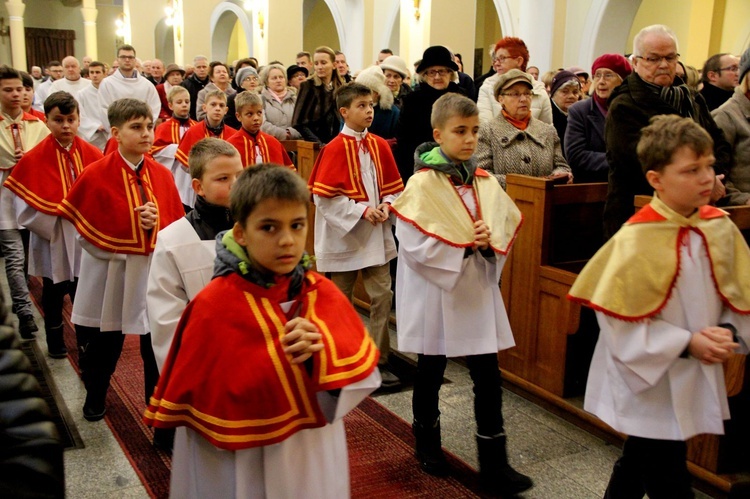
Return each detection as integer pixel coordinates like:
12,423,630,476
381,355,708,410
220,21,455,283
502,176,750,492
281,140,320,263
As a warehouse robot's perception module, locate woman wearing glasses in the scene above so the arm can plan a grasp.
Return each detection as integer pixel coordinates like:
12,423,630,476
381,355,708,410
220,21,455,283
564,54,631,183
477,37,552,125
394,45,464,183
475,69,572,189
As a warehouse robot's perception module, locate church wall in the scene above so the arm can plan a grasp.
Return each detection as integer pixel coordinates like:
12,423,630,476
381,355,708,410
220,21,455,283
720,0,750,54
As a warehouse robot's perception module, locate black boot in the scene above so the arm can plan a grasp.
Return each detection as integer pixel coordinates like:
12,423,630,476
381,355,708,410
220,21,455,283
412,418,449,476
476,434,533,496
46,324,68,359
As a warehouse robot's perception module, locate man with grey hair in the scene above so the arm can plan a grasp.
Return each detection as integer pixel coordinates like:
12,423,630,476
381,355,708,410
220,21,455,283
147,59,165,86
50,56,92,97
700,52,740,111
30,66,43,87
602,24,734,239
181,55,211,119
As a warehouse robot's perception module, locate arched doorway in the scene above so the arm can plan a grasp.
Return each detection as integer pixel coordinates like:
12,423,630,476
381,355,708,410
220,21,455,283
302,0,342,52
578,0,642,69
154,18,175,64
210,2,253,63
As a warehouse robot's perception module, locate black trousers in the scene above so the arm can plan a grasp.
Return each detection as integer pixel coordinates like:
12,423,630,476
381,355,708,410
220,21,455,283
41,278,76,329
412,353,504,436
605,436,694,499
75,326,160,406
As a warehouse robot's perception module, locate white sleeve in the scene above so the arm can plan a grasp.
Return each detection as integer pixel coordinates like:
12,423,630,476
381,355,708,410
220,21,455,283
395,219,466,291
77,234,127,261
477,79,496,125
597,311,692,394
147,237,188,372
146,85,162,122
14,196,56,240
313,195,367,235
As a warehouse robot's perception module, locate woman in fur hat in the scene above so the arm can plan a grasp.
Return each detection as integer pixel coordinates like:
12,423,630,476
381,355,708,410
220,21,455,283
354,65,400,140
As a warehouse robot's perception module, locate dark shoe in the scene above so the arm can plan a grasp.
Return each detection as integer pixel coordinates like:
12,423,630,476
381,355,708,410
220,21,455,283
19,314,38,340
83,394,106,422
46,325,68,359
413,419,449,476
376,366,402,392
153,427,175,455
476,434,533,495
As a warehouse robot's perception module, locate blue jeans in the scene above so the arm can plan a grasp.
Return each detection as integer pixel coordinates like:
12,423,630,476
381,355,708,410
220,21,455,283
0,229,32,318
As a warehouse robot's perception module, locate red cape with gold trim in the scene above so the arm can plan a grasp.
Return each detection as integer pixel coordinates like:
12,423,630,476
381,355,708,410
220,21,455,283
4,135,103,216
226,127,294,168
390,168,523,254
175,121,237,166
57,153,184,255
308,133,404,201
143,271,379,450
568,196,750,321
151,117,198,155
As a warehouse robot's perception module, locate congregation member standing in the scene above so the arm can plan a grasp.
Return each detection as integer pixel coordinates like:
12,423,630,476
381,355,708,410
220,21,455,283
5,92,102,357
307,83,404,390
58,98,183,422
98,45,161,126
50,56,91,98
181,56,211,120
391,93,532,496
700,52,740,111
195,62,236,121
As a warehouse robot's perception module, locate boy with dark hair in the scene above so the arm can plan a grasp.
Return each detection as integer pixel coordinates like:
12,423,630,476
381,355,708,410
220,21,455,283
77,61,109,151
307,82,404,389
19,71,45,121
175,90,236,209
0,65,50,339
5,91,102,357
226,91,293,168
145,165,380,497
58,98,184,421
390,92,531,495
569,114,750,497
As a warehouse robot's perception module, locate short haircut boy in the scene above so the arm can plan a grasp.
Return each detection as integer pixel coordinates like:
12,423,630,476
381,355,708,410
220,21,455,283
637,115,714,175
204,89,227,105
335,82,372,109
167,85,189,103
44,91,79,116
88,61,105,71
297,51,312,60
0,65,21,82
19,71,33,89
234,91,262,114
188,137,239,180
230,164,308,226
108,98,152,128
431,93,478,130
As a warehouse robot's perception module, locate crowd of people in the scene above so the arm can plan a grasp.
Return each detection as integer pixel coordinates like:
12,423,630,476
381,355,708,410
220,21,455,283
2,22,750,498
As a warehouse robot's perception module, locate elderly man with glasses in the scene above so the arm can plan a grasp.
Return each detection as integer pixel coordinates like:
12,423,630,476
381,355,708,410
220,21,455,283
602,24,734,239
700,52,741,111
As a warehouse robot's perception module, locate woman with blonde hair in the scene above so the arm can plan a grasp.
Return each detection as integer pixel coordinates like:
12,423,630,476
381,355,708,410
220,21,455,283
292,46,345,145
259,63,302,141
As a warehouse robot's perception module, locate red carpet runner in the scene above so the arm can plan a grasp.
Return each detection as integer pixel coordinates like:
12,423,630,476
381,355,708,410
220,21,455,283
29,277,485,498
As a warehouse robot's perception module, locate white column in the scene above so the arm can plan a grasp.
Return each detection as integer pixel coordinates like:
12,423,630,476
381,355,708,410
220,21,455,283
5,0,26,70
81,0,98,60
518,0,555,71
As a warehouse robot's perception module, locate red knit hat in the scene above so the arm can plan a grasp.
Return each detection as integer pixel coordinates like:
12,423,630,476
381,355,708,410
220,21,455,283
591,54,631,81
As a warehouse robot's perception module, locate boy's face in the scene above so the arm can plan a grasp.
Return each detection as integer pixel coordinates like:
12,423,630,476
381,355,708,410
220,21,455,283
203,97,227,125
237,104,263,134
192,154,243,208
169,93,190,119
46,108,80,147
20,86,33,110
340,95,373,132
88,66,105,86
646,146,716,218
233,198,308,276
0,78,23,114
433,114,480,163
112,116,154,157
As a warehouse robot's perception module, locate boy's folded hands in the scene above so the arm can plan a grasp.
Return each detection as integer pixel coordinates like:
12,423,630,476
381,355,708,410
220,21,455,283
473,220,491,251
688,326,740,365
282,317,324,364
135,201,158,230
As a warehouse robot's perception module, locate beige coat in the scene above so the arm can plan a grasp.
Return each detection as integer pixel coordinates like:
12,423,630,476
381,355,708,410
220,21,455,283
712,87,750,205
260,87,302,141
475,115,571,189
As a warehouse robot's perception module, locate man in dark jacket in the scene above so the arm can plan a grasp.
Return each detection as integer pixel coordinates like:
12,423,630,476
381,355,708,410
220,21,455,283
603,24,733,240
699,52,740,111
181,55,211,120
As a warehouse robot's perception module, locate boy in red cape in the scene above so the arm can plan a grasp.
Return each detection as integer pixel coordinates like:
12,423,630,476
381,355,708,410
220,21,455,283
226,91,293,168
307,82,404,390
58,98,184,422
144,165,380,498
5,91,102,357
569,115,750,497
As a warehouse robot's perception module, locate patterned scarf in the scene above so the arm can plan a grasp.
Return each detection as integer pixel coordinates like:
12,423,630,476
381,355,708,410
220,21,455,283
643,77,694,119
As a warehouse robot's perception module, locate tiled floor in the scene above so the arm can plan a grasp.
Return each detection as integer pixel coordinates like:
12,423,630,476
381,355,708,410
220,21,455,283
17,289,714,498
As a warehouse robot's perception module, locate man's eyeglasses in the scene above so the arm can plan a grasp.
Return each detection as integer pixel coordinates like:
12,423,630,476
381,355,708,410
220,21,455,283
719,65,740,73
635,54,679,65
118,55,136,61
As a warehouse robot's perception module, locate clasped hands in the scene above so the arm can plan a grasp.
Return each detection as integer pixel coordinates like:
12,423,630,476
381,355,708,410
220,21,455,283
688,326,740,365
